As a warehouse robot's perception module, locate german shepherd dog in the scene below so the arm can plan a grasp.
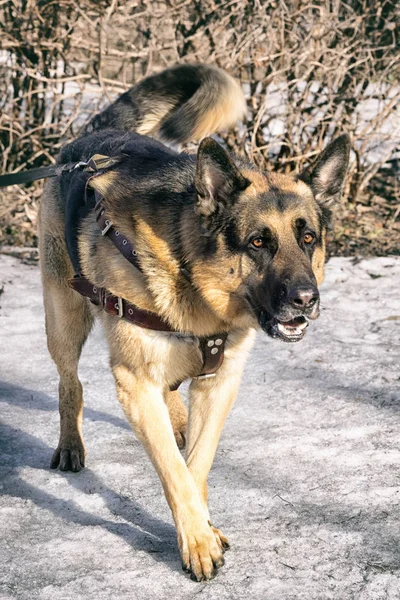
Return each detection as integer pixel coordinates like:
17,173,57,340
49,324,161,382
38,64,350,581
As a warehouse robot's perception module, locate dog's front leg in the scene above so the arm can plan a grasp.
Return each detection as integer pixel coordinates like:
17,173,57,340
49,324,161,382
112,364,225,581
186,329,256,548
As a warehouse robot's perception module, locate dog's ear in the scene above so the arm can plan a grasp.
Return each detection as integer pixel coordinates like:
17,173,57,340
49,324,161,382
195,138,249,217
299,134,350,207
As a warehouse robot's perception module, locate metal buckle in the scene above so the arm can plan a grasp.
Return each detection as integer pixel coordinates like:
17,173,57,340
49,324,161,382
101,219,113,235
118,296,124,319
114,297,123,318
72,160,88,171
86,154,122,173
193,373,216,380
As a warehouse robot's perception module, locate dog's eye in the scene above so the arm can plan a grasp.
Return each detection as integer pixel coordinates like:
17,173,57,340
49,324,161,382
304,233,314,244
250,237,264,249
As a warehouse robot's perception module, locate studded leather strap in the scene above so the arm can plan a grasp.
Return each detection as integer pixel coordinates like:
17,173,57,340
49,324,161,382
197,334,228,377
94,192,142,271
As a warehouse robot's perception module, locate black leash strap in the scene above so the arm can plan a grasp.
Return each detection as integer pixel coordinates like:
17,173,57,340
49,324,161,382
0,163,78,187
0,154,122,188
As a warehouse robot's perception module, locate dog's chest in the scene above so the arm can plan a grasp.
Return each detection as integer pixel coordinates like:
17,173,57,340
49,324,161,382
103,317,204,387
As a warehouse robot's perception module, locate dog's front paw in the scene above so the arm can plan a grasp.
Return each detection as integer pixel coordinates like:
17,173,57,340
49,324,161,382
50,436,85,472
179,520,225,581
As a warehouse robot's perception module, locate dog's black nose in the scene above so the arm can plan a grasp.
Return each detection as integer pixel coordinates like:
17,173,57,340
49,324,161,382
287,286,319,310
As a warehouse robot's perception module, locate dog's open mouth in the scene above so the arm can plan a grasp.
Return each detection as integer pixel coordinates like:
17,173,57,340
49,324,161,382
259,312,309,343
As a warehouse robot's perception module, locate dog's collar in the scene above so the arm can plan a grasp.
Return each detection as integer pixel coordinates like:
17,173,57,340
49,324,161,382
68,191,228,387
69,274,176,330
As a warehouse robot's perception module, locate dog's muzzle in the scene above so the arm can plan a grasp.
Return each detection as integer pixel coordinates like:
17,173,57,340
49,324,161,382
254,284,320,343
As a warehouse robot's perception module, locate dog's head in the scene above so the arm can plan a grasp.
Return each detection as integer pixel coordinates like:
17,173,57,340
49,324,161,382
190,135,350,341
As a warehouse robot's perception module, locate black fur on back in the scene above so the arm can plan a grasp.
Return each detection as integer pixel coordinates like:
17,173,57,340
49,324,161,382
58,131,197,271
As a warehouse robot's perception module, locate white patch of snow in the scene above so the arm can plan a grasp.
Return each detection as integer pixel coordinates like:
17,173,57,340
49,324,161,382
0,255,399,599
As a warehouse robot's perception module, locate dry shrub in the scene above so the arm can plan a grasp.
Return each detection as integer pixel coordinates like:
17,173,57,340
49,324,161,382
0,0,399,255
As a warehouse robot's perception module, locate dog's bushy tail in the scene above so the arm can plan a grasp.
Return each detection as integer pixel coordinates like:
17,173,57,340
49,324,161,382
86,64,246,144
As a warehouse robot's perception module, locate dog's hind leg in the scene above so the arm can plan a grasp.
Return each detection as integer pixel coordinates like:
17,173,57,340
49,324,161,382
43,278,93,471
165,390,187,450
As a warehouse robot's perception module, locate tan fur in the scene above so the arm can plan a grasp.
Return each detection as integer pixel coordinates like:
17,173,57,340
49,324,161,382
111,365,223,574
39,192,94,470
165,390,188,450
190,257,252,327
39,164,327,577
136,68,245,142
134,219,180,276
260,208,320,242
312,239,326,285
186,329,256,515
241,169,270,195
189,73,246,141
43,280,92,471
267,172,314,197
89,171,118,196
38,64,333,580
241,169,316,204
39,170,257,577
85,166,327,337
77,196,255,337
136,101,176,136
237,171,325,280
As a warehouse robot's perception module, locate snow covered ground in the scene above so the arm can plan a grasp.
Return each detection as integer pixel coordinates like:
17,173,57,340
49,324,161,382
0,254,399,600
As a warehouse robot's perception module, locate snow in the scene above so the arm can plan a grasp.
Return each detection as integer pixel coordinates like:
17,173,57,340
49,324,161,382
0,254,400,599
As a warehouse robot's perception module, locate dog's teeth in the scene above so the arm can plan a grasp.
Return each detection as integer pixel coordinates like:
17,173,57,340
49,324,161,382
277,322,306,337
278,323,298,335
277,318,308,336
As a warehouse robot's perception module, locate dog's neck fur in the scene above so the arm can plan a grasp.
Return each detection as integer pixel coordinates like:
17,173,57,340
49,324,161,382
78,201,255,337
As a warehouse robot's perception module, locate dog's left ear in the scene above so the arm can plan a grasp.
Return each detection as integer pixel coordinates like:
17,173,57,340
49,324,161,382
195,138,249,217
299,134,351,207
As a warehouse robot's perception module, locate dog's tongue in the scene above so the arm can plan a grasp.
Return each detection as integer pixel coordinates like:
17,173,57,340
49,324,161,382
280,317,308,330
277,316,308,336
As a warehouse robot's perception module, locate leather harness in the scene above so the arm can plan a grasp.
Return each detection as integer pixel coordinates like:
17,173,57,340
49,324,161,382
67,156,228,389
